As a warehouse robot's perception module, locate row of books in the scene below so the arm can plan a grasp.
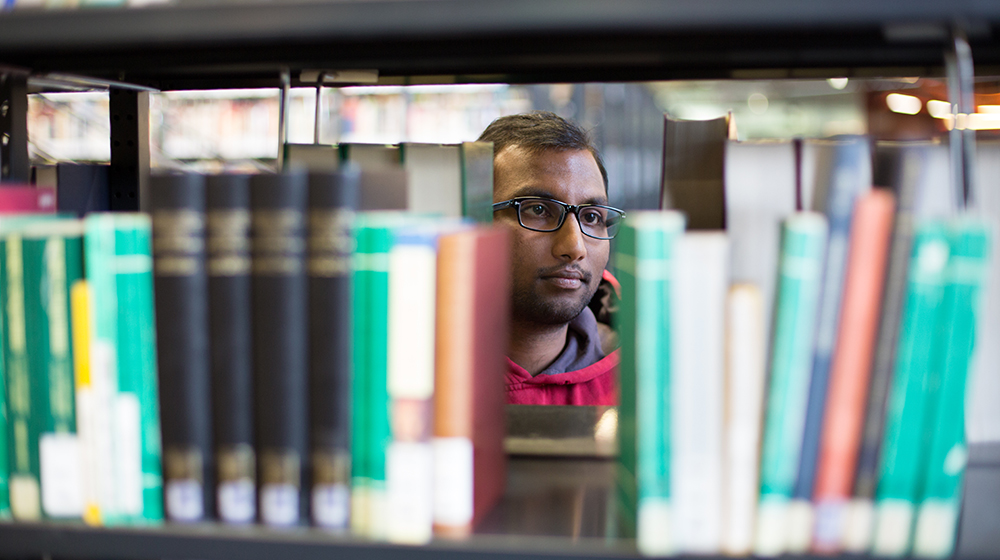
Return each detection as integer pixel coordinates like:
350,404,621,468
616,130,993,558
0,169,512,543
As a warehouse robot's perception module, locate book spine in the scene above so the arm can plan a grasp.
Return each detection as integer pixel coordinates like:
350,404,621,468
671,232,727,553
721,284,766,556
206,173,255,525
84,213,164,525
0,241,7,519
912,220,991,558
71,280,103,525
871,222,951,556
844,151,923,553
250,172,309,527
25,227,85,520
459,142,494,223
753,212,828,557
615,211,685,556
811,190,896,552
791,138,870,553
151,173,212,523
386,227,436,544
351,216,394,538
4,234,40,520
307,170,358,530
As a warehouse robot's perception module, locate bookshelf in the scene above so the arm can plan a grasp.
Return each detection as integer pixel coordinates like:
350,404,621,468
2,1,1000,558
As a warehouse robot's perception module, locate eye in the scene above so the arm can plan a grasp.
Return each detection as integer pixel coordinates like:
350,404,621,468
580,208,606,226
525,203,551,217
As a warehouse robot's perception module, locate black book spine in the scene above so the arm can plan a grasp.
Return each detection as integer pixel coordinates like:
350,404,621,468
206,173,255,524
251,171,309,526
150,172,213,522
307,168,359,529
852,145,921,501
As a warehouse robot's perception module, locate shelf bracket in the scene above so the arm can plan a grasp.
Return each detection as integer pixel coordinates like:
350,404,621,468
0,72,29,183
945,27,976,209
108,88,149,212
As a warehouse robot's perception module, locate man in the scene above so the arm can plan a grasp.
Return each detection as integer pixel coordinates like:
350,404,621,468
479,112,624,405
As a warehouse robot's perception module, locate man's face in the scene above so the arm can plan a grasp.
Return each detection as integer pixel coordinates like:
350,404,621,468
493,145,610,326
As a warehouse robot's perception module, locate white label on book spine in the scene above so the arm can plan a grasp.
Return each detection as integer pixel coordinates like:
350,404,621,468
432,437,473,526
40,433,83,517
387,441,433,544
218,479,255,524
166,479,204,522
115,393,142,515
261,483,299,526
312,483,349,529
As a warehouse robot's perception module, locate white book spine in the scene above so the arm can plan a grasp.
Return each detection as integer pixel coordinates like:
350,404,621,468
721,284,766,556
386,237,437,543
671,232,728,554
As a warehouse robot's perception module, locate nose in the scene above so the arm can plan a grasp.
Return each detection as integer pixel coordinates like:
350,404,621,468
552,211,587,262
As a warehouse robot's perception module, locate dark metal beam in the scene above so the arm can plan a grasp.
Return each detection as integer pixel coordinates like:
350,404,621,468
108,88,149,211
0,72,29,183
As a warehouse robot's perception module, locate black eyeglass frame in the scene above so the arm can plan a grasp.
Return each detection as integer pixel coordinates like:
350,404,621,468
491,196,627,240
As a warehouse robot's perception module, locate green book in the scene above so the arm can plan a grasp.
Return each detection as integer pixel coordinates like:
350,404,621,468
1,215,65,520
912,219,991,558
459,141,493,223
351,212,402,538
84,213,163,526
871,221,951,556
614,210,684,556
754,212,828,557
22,220,85,520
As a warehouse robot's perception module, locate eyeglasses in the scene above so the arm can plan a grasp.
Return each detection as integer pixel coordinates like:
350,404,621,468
492,197,626,240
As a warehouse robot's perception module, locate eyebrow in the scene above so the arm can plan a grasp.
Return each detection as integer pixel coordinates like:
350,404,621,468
509,187,609,206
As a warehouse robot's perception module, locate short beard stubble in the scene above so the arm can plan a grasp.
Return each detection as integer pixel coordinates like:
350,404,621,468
512,270,597,326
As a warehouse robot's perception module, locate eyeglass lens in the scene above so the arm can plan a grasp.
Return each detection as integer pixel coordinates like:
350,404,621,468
518,199,622,239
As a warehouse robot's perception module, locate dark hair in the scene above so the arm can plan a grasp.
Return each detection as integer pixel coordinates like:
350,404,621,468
477,111,609,191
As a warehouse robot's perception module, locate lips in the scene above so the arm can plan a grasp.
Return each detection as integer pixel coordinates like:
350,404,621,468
539,267,590,290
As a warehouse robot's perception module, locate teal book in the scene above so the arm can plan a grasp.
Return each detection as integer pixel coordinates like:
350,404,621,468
84,213,163,525
871,222,951,556
351,212,402,538
912,219,991,558
754,212,828,557
614,210,685,556
22,220,85,520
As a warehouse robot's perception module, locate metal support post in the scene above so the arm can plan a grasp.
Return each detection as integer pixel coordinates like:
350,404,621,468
0,72,29,183
946,28,976,209
109,88,149,211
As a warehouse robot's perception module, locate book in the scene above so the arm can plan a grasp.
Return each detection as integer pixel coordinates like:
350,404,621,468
351,212,402,538
790,136,871,552
724,140,797,357
55,163,110,216
307,169,359,530
459,142,494,223
386,223,439,544
206,173,255,525
432,225,510,537
71,280,101,525
871,222,951,556
670,231,728,553
84,212,163,525
721,284,766,556
843,142,941,551
754,212,828,557
0,184,56,213
250,171,309,527
151,172,212,523
285,144,340,172
614,211,685,555
400,143,462,217
660,114,730,229
811,189,896,552
912,220,991,558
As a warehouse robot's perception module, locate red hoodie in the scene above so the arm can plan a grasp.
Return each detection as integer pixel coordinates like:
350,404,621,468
504,270,620,406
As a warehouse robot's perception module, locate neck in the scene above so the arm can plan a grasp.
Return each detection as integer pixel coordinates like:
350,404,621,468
508,320,570,376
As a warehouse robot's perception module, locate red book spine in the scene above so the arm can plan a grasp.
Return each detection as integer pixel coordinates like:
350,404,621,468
812,189,896,553
0,185,56,213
